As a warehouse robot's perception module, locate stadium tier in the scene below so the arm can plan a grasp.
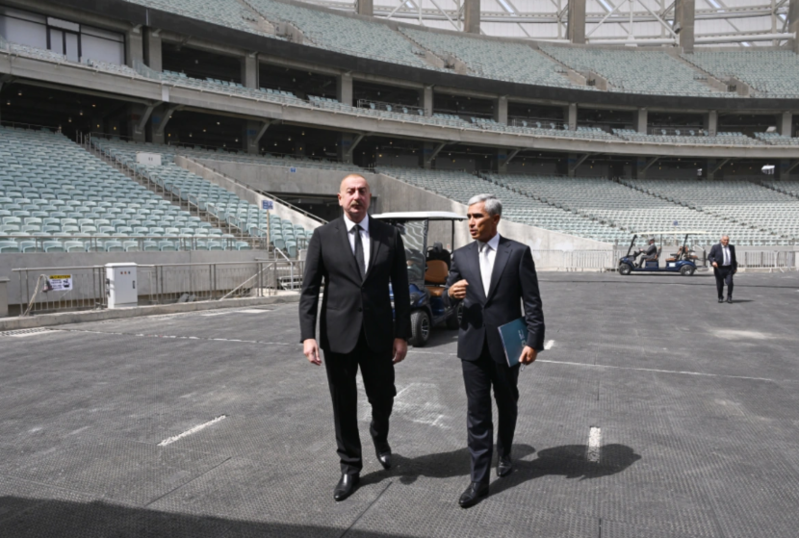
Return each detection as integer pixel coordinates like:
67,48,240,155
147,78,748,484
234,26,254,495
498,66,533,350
120,0,280,39
159,70,309,107
376,167,630,244
682,51,799,98
621,178,799,242
488,175,783,245
0,126,255,253
613,129,765,146
90,138,313,256
244,0,434,69
539,46,726,97
400,28,582,89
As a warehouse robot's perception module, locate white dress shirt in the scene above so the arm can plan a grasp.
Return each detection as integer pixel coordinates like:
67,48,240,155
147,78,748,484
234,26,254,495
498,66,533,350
722,245,731,266
478,233,500,296
343,213,371,270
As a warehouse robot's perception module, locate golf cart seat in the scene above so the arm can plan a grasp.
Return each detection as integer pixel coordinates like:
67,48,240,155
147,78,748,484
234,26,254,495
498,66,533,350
427,242,451,268
424,260,449,298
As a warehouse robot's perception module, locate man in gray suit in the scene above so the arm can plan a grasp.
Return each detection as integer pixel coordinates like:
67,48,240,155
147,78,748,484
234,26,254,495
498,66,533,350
445,194,545,508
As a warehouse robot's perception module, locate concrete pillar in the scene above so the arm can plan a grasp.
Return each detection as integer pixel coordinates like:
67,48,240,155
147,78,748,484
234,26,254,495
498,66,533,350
242,54,258,89
567,153,578,177
780,111,793,137
566,103,578,131
357,0,374,16
675,0,695,53
567,0,586,44
707,158,717,180
636,108,648,134
337,73,353,106
339,133,355,164
149,104,168,144
790,0,799,54
496,150,509,173
421,86,434,117
704,110,718,136
464,0,480,34
421,142,436,169
127,104,147,142
494,96,508,124
126,27,144,68
0,277,8,318
246,120,262,154
144,28,162,72
634,157,648,179
776,160,791,180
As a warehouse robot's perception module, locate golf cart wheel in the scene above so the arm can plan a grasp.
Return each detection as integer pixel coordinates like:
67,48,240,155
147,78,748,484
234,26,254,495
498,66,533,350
446,303,462,330
680,265,695,276
618,263,632,276
409,310,431,347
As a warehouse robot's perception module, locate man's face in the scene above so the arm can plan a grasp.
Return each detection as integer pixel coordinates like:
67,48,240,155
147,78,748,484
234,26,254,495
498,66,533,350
467,201,500,243
338,175,371,223
721,236,729,246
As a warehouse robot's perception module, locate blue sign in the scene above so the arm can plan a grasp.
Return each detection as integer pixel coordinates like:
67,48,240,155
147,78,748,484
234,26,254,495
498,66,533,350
262,200,274,211
289,167,297,173
673,221,679,227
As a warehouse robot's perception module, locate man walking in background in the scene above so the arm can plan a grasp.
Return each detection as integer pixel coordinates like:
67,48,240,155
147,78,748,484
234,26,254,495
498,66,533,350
445,194,545,509
708,235,737,303
299,174,411,501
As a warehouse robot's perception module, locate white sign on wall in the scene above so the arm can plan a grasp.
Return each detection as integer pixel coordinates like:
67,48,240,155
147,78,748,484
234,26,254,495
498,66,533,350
136,152,162,166
44,274,73,292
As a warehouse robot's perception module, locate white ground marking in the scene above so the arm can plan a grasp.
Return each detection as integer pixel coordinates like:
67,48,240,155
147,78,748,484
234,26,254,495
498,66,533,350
201,309,271,317
711,329,773,340
544,340,555,350
157,415,227,447
587,426,601,463
358,382,450,429
536,359,776,382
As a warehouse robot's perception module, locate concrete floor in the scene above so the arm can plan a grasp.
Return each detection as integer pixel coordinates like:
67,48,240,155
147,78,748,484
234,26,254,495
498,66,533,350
2,271,799,537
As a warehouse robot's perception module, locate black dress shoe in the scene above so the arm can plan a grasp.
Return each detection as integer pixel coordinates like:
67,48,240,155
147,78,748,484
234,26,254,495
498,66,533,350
376,448,392,470
333,473,359,501
458,482,489,508
726,297,733,303
718,298,724,303
497,457,513,477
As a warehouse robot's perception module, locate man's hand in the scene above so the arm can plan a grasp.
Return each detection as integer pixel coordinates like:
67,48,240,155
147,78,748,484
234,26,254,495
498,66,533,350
519,346,537,366
712,261,718,268
303,338,321,366
392,338,408,364
448,279,469,300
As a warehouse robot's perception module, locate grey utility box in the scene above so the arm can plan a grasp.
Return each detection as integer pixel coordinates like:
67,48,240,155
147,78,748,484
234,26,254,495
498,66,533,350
106,263,138,309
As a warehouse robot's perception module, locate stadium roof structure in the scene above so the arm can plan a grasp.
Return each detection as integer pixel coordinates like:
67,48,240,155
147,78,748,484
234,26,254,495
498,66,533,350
296,0,797,48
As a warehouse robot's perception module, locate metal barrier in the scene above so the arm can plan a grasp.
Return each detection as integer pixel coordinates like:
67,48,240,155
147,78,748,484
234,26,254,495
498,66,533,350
11,259,305,316
531,250,617,272
739,250,797,272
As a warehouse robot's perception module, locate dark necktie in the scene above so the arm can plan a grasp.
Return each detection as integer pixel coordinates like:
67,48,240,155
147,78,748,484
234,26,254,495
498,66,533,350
353,224,365,278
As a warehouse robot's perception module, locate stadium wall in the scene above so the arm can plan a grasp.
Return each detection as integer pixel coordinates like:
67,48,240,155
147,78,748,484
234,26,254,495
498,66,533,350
176,157,323,232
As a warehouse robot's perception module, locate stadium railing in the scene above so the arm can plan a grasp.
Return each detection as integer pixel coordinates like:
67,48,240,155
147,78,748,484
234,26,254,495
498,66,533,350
12,259,303,316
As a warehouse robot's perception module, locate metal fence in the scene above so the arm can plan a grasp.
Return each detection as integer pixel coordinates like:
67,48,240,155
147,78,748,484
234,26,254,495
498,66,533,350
12,259,304,316
738,250,797,272
531,250,617,272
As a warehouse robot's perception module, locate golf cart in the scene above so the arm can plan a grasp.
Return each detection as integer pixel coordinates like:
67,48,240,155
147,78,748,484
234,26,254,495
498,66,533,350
372,211,466,347
618,231,708,276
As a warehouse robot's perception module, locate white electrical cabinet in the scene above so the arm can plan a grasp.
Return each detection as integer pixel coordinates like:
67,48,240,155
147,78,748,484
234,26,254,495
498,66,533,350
106,263,137,308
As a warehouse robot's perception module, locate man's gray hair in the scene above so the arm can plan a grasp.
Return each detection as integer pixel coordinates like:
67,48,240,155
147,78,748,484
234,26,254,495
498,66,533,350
467,194,502,217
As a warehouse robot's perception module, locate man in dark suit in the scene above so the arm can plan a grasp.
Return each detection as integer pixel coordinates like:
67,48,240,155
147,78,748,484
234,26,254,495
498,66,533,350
635,238,658,267
708,235,737,303
445,194,545,508
299,174,411,501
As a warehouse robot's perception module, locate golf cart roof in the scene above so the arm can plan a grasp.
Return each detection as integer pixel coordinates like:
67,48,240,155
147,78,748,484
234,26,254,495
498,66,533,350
636,231,709,235
371,211,466,221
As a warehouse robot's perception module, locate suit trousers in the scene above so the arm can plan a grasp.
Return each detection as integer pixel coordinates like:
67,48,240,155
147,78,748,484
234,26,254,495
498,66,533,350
715,266,734,299
461,341,520,485
324,329,395,475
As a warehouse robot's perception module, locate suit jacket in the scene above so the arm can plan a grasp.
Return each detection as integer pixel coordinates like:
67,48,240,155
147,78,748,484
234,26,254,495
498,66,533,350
708,243,738,274
444,236,545,364
643,244,657,257
299,215,411,355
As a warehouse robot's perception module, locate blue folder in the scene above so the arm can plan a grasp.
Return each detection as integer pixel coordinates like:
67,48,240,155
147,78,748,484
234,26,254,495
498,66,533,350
498,318,528,368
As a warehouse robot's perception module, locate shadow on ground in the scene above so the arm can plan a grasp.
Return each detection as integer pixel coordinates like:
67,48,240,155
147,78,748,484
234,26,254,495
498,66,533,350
0,496,422,538
362,443,641,491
